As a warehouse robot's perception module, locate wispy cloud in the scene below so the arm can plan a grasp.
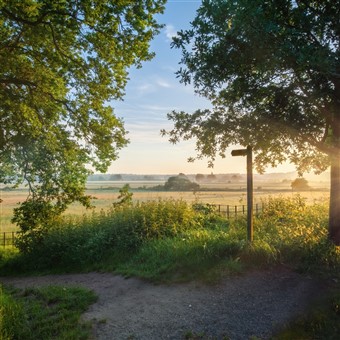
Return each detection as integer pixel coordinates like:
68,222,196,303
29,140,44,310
155,78,172,88
165,24,178,42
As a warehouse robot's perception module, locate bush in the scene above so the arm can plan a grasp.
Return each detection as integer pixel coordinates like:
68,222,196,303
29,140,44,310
13,199,226,271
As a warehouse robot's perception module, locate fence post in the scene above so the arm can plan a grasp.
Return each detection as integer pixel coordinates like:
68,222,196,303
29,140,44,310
3,232,5,248
227,205,230,219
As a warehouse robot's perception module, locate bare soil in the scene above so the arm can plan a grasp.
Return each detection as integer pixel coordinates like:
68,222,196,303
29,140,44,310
1,266,322,340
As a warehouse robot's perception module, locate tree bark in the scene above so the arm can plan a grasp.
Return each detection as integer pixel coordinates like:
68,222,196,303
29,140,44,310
329,152,340,245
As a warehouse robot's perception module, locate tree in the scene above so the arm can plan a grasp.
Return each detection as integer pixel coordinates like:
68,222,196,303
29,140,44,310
110,174,123,181
291,178,310,191
113,184,133,209
195,173,205,182
0,0,166,248
207,172,216,182
162,0,340,244
164,175,200,191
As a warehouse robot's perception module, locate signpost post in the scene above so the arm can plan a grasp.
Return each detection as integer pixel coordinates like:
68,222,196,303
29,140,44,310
231,146,253,242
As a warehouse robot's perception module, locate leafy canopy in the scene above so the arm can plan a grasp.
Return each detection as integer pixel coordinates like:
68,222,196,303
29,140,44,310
163,0,339,174
0,0,166,236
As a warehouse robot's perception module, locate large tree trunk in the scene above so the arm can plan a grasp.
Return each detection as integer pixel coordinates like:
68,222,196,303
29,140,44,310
329,153,340,245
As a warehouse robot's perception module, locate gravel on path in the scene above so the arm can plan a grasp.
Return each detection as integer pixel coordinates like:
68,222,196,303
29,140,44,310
0,266,322,340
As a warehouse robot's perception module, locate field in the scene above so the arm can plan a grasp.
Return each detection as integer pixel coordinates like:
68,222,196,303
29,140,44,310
0,179,330,232
1,181,339,340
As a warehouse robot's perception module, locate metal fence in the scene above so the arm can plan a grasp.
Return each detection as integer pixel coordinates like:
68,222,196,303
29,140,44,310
211,203,265,218
0,232,18,247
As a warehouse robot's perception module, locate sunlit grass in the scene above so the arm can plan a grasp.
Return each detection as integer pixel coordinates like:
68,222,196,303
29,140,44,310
1,197,338,280
0,284,97,339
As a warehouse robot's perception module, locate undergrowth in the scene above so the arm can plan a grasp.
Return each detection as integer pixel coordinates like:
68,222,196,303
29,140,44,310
0,196,339,281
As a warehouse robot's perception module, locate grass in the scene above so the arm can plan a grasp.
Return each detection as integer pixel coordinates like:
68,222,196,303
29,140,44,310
0,284,97,339
0,196,339,339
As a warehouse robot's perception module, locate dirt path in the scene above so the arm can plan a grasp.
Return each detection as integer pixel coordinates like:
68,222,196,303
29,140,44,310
1,267,322,340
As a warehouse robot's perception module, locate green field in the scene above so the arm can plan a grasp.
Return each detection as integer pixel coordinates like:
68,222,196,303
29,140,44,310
0,180,330,232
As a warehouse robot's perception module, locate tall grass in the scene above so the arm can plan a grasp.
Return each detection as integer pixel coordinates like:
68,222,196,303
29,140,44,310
0,197,339,281
0,284,96,339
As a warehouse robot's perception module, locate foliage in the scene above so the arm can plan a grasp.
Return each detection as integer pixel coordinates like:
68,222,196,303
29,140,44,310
256,196,340,273
7,199,222,270
162,0,340,243
164,0,337,173
112,184,133,209
164,175,200,191
291,177,310,190
0,0,166,242
0,284,97,339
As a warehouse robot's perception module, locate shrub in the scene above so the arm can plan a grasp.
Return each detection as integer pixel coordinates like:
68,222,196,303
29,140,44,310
14,199,225,270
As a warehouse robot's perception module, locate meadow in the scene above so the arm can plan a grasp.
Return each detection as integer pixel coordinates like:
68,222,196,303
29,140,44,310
0,179,330,232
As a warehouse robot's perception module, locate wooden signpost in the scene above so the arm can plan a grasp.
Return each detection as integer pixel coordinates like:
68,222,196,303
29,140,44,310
231,146,253,242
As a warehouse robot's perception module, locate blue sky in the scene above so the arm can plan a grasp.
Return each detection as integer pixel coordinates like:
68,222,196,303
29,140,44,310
108,0,295,175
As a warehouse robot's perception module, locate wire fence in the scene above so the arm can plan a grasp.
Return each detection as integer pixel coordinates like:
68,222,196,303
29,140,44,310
211,202,265,218
0,203,266,247
0,232,18,247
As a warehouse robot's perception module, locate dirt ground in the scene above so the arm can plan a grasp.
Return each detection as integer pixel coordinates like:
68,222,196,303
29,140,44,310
0,266,323,340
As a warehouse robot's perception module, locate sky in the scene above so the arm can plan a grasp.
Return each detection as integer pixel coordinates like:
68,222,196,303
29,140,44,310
108,0,296,175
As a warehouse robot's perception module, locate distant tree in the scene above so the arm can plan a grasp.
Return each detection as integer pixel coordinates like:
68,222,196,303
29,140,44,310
231,174,242,182
164,176,200,191
207,173,216,182
195,173,205,182
143,175,155,181
291,178,310,191
110,174,123,181
163,0,340,244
